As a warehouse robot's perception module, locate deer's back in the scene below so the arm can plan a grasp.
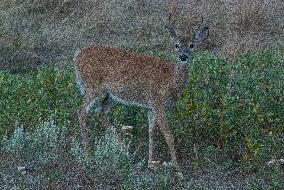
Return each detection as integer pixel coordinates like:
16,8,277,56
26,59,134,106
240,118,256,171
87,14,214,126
76,45,175,99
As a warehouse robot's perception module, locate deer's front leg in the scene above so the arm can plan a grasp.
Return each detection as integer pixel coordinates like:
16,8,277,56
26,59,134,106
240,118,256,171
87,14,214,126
155,106,180,170
148,110,160,169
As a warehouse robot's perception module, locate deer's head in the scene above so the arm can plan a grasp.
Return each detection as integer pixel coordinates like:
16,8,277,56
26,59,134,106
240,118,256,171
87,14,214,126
165,14,210,66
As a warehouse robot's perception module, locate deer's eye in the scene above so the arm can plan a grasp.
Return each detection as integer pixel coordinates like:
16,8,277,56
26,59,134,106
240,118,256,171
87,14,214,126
189,43,195,49
175,44,179,48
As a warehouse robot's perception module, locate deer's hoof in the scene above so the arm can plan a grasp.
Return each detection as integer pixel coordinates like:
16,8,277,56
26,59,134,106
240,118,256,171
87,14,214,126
176,171,184,180
162,161,184,179
148,160,160,170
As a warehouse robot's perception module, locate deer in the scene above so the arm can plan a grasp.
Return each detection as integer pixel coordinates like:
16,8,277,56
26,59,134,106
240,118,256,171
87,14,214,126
74,14,209,172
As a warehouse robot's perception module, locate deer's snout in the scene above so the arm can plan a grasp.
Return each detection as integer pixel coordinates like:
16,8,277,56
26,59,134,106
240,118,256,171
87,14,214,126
179,54,188,61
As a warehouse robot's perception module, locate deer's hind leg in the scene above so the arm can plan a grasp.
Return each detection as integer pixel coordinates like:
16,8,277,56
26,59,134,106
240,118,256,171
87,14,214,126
97,93,114,129
78,90,106,153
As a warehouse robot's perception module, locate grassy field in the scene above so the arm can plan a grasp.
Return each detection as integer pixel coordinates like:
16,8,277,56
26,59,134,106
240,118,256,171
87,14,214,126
0,0,283,73
1,52,283,189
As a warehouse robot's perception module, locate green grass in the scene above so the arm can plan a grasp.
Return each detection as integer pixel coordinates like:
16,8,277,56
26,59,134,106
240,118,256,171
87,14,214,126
0,51,283,189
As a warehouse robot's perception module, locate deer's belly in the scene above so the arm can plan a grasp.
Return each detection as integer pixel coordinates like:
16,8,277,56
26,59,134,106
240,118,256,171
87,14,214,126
108,91,151,109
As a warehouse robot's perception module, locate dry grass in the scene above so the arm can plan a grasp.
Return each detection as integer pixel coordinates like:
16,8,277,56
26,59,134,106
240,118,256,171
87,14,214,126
0,0,283,73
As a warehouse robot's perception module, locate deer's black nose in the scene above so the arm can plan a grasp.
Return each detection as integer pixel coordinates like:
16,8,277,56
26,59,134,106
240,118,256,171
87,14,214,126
179,54,188,61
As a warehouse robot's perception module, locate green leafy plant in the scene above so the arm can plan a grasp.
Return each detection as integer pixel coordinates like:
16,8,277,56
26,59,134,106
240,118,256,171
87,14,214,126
0,66,81,136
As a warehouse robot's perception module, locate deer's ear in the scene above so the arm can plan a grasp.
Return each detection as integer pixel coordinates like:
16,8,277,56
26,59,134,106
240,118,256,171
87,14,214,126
193,26,210,44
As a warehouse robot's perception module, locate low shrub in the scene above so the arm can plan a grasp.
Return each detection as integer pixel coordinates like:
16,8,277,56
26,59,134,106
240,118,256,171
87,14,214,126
175,51,284,171
0,66,80,136
1,122,180,189
1,120,67,189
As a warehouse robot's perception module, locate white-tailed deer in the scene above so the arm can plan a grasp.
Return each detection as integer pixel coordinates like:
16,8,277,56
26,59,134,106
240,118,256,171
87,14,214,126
75,15,209,171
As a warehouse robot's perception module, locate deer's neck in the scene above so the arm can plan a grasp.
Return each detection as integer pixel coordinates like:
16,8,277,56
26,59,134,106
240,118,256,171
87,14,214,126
170,60,191,105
